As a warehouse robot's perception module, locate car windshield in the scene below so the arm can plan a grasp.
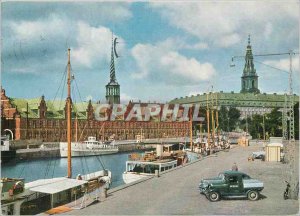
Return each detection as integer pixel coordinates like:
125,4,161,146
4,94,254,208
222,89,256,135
218,173,225,180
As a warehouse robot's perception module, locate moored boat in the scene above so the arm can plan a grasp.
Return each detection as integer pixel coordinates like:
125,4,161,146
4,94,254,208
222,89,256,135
1,136,16,164
60,136,118,157
122,148,187,184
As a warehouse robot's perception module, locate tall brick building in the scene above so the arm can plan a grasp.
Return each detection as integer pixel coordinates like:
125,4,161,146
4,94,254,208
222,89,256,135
1,88,189,142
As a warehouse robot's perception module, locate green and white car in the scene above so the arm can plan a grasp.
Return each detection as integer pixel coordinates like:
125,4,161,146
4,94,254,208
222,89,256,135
199,171,264,201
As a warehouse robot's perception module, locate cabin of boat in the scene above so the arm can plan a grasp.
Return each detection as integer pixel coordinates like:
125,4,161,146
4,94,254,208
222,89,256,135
60,136,119,157
1,170,111,215
125,159,177,174
122,150,188,184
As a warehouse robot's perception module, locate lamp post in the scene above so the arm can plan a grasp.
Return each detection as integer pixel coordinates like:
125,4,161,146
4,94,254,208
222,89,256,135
262,111,266,141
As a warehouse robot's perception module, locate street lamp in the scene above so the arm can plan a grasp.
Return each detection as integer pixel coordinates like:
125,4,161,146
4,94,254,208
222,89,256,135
262,110,266,141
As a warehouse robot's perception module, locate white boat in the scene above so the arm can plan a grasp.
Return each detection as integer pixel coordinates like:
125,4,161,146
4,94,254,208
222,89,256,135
1,170,111,215
122,149,187,184
60,136,119,157
123,159,178,184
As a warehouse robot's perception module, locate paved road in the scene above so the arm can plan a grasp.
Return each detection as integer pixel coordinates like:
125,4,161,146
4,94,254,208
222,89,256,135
66,143,299,215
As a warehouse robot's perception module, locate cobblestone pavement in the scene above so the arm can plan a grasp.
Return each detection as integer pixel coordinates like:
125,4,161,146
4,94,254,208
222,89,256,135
65,143,299,215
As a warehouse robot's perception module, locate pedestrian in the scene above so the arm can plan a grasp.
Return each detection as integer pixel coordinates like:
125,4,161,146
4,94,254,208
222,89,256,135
232,162,238,171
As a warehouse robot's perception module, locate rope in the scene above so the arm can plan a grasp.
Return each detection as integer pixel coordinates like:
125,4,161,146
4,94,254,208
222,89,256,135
50,65,67,109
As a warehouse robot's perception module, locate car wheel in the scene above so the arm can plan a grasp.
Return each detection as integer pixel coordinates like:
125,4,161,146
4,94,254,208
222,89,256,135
248,190,259,201
208,192,220,202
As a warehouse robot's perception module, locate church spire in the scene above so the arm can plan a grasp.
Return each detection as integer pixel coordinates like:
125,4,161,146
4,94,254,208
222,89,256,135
243,34,256,76
105,32,120,104
110,34,116,83
240,35,260,94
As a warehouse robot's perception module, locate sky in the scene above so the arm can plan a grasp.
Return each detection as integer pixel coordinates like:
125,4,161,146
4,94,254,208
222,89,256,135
1,1,299,104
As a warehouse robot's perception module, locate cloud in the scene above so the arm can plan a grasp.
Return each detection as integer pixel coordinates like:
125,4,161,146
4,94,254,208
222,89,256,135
215,33,241,48
3,14,126,74
188,91,203,97
150,1,299,48
131,41,216,85
157,37,209,51
9,14,68,41
120,93,138,103
263,56,299,74
72,22,125,68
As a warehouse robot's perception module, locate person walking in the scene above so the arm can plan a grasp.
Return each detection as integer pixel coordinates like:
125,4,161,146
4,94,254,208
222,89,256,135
232,162,238,171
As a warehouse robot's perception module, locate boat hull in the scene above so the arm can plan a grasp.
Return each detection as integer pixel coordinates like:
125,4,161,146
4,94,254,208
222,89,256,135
122,172,150,184
59,142,118,157
1,150,16,163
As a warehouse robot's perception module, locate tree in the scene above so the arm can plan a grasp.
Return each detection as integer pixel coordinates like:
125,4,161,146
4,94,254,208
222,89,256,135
293,102,299,140
217,106,240,132
228,107,240,131
248,114,263,139
218,106,229,132
265,108,282,137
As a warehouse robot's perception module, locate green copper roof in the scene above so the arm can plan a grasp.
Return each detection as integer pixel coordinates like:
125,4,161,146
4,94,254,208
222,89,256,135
169,92,299,108
10,97,99,119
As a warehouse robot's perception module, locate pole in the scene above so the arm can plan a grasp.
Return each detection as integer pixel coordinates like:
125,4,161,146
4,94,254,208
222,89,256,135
246,112,248,135
206,94,210,148
211,109,215,145
263,113,265,141
26,102,29,139
288,50,294,141
189,108,193,151
67,48,72,178
75,114,78,142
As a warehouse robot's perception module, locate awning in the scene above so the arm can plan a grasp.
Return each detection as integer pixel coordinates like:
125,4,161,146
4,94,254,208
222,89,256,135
26,177,87,194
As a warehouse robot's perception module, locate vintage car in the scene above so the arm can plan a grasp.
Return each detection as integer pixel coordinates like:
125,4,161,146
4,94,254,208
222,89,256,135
199,171,264,201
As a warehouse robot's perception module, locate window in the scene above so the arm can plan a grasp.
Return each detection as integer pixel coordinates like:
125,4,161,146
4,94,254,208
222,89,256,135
228,176,238,183
242,174,250,180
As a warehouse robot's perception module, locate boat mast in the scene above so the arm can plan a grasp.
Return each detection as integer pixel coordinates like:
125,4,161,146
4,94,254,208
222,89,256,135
206,93,210,148
189,108,193,151
67,48,72,178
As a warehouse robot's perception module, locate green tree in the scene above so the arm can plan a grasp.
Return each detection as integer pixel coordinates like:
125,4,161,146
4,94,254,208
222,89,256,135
248,114,263,139
293,102,299,140
228,107,240,131
265,108,282,137
218,106,229,132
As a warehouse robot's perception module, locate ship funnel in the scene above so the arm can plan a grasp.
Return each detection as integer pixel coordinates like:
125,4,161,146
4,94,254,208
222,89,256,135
156,144,163,157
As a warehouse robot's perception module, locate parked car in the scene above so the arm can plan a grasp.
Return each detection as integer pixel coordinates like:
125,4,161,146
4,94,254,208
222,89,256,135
199,171,264,201
248,151,265,161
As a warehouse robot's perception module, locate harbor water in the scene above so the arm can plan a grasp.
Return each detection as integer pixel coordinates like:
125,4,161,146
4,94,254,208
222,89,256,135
1,150,200,189
1,152,134,188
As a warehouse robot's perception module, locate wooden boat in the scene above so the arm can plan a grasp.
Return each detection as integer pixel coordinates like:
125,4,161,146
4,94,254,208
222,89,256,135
123,146,188,184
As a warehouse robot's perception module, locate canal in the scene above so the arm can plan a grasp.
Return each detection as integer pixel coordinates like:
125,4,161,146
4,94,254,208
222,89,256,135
1,151,135,188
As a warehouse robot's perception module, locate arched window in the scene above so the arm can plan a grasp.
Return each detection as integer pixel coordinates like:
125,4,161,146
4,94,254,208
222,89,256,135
252,80,255,88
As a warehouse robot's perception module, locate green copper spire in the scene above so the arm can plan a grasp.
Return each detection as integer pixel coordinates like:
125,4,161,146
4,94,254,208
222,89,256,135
240,35,260,94
106,33,120,104
243,34,256,76
110,35,116,83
